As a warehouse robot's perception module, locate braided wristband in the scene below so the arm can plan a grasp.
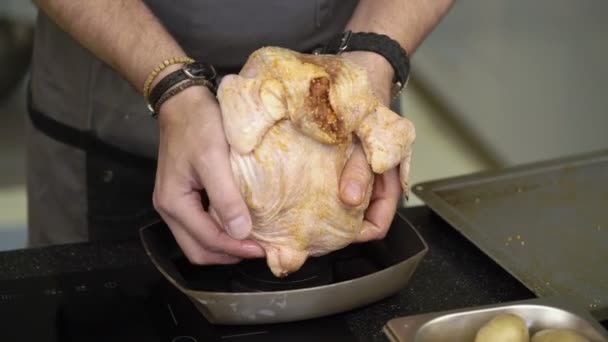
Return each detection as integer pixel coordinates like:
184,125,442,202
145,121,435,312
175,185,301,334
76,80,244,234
142,56,195,100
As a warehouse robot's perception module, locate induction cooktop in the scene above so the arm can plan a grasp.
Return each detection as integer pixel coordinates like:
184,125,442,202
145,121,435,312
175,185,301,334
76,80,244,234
0,265,357,341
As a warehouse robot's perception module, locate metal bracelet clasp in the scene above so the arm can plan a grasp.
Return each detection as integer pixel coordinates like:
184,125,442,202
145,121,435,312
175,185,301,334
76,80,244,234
336,30,353,55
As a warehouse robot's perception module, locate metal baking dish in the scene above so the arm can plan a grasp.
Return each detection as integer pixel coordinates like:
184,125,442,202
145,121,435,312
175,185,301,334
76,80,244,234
140,211,428,325
412,149,608,320
384,297,608,342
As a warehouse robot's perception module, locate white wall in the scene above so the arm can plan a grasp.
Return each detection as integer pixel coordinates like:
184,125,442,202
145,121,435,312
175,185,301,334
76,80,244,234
411,0,608,166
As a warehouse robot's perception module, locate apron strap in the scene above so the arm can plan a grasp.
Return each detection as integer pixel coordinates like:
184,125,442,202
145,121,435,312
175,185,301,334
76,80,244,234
26,83,157,170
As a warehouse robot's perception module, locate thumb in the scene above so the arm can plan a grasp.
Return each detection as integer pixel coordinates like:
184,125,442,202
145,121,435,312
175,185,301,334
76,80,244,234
339,144,373,206
206,179,252,240
195,151,252,240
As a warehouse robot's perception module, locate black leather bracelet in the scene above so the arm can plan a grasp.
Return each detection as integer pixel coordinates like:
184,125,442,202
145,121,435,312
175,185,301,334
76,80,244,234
147,61,217,115
151,78,212,118
314,31,410,98
148,70,188,110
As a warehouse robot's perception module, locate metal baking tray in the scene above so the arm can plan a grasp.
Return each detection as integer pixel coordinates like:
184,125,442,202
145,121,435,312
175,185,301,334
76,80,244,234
140,211,428,325
383,297,608,342
412,149,608,320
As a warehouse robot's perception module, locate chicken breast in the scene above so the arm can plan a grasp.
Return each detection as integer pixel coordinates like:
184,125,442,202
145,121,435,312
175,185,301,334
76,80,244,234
216,47,415,277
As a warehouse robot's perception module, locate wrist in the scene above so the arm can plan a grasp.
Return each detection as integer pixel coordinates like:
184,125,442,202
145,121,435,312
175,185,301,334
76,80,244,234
150,64,184,91
342,51,393,104
157,85,216,125
147,60,218,117
142,56,195,99
316,30,410,100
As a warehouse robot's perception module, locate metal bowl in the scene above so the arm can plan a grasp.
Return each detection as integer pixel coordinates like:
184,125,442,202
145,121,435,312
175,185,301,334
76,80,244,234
140,211,428,325
383,297,608,342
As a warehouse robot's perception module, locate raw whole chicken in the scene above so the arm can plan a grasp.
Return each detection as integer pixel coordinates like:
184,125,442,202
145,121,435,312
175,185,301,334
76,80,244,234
216,47,415,277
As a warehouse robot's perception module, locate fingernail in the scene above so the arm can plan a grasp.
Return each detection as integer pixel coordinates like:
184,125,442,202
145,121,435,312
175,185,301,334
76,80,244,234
344,182,362,203
227,215,250,239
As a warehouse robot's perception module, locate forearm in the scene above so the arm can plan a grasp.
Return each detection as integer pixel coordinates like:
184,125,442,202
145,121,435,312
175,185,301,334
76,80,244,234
345,0,454,55
33,0,185,94
342,0,454,101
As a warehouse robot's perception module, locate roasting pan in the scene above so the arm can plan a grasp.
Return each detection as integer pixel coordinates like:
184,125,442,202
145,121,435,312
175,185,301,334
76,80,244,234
140,211,428,325
413,149,608,320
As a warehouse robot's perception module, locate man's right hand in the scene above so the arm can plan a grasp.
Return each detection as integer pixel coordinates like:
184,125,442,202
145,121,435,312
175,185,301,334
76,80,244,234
153,86,265,265
33,0,265,265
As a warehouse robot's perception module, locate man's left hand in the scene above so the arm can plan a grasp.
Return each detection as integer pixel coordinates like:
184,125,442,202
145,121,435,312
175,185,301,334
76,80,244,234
338,50,403,242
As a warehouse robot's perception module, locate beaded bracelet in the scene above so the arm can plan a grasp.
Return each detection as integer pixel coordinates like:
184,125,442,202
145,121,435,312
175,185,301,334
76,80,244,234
142,56,195,99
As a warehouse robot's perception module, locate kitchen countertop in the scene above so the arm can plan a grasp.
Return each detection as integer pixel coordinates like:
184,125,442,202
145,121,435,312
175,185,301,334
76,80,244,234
0,206,602,341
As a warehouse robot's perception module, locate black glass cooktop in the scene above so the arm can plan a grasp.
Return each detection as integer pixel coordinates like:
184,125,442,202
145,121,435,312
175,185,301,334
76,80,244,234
0,265,357,341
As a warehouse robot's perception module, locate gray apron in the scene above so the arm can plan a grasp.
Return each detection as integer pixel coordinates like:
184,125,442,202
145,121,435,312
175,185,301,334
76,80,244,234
27,0,360,246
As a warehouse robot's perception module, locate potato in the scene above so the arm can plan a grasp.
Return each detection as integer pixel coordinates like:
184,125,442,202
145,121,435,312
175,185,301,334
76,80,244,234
531,329,589,342
474,313,530,342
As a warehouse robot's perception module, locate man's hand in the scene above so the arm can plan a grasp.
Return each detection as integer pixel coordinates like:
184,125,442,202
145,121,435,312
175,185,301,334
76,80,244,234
336,0,454,241
339,51,403,242
153,86,265,264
